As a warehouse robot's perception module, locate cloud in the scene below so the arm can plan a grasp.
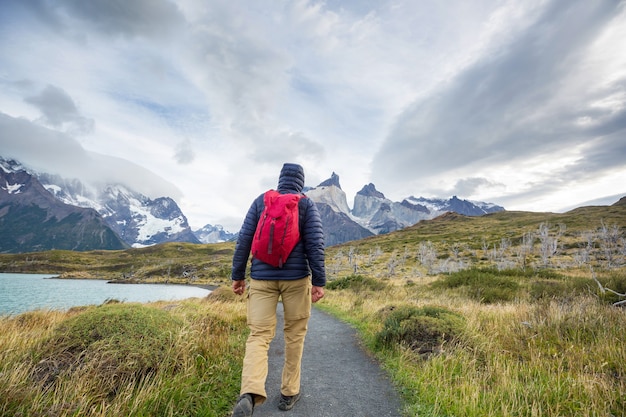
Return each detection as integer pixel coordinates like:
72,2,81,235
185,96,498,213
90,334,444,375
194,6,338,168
1,0,624,231
450,177,505,197
24,84,94,134
249,129,326,166
42,0,186,39
371,0,625,198
0,112,182,200
174,139,195,164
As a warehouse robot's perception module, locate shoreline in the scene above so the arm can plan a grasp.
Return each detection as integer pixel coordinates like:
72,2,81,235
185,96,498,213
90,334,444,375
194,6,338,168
35,274,220,292
105,279,218,291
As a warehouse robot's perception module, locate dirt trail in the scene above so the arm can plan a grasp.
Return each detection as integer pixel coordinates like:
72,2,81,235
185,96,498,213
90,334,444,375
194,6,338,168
250,305,403,417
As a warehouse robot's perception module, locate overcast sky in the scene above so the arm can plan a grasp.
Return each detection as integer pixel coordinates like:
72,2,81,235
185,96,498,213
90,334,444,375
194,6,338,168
1,0,625,232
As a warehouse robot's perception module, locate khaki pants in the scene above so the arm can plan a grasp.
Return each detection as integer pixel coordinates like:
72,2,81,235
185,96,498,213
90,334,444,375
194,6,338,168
240,276,312,405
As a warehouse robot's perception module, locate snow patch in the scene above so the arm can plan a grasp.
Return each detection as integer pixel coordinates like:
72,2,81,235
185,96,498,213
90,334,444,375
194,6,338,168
131,203,185,242
2,180,23,194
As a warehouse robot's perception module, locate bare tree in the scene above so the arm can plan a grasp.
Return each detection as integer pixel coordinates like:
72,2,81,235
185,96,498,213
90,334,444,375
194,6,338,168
387,251,398,277
598,220,621,268
516,231,534,270
450,242,462,260
574,230,594,266
417,241,437,270
538,223,558,267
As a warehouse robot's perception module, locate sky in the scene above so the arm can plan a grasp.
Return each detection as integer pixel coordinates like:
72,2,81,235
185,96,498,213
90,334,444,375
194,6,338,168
1,0,625,232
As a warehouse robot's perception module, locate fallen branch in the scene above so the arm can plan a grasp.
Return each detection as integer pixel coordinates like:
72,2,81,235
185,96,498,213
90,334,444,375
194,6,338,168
590,266,626,307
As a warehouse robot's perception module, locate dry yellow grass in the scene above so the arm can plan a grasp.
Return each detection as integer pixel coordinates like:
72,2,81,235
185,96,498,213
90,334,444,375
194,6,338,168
0,291,247,417
318,271,626,417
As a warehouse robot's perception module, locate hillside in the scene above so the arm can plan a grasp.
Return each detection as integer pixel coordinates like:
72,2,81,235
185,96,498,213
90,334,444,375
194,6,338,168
0,242,234,285
1,205,624,284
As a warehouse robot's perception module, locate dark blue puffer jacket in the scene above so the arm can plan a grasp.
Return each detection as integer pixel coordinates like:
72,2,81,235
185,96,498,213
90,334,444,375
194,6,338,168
231,163,326,287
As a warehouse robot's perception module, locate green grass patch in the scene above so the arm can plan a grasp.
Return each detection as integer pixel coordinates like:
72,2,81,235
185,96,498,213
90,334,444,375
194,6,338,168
374,305,465,356
31,303,183,398
431,268,521,303
326,274,388,292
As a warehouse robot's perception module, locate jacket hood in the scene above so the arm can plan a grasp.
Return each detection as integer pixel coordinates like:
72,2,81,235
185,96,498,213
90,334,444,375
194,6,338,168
277,163,305,193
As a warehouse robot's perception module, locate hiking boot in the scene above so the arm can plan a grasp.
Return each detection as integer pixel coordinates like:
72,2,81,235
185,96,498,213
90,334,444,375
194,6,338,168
232,393,254,417
278,393,301,411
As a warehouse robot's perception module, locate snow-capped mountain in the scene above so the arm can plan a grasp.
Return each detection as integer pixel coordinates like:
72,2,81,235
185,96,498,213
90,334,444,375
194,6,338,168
0,159,128,253
39,174,200,247
193,224,237,243
405,195,504,216
1,156,199,248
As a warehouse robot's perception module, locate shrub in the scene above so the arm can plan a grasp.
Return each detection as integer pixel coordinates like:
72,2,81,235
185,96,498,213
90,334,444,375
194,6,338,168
529,276,593,300
206,285,242,302
432,268,520,303
326,274,387,292
374,305,465,356
30,303,182,399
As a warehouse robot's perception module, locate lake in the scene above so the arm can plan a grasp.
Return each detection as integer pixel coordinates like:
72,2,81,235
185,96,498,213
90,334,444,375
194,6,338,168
0,273,212,316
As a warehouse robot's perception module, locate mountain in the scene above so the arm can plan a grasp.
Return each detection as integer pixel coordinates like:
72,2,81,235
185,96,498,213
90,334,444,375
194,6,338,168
304,173,373,246
193,224,238,243
0,160,128,253
38,173,200,247
405,195,504,216
1,157,199,249
614,197,626,206
315,203,374,246
305,174,505,246
2,154,506,250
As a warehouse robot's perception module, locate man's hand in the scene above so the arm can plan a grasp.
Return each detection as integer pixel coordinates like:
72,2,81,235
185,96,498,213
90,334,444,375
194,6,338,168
311,286,325,303
232,279,246,296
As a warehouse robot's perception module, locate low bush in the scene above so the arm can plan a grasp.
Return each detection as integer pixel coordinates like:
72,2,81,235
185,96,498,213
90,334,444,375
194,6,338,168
30,303,182,399
326,274,387,292
529,276,592,300
432,268,521,303
206,285,242,302
374,305,465,356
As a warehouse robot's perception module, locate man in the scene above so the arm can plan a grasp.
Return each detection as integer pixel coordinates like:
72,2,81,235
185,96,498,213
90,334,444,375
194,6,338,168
231,163,326,416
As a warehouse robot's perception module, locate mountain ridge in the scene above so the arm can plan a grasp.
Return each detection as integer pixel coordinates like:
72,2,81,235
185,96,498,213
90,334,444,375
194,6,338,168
1,155,510,250
0,160,128,253
305,174,504,245
1,157,199,251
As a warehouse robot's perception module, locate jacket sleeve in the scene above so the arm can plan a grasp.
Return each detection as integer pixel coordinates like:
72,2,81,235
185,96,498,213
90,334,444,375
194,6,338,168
231,194,264,280
301,198,326,287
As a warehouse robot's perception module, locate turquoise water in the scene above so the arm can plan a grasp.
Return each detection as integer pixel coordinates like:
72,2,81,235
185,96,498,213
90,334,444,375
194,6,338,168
0,273,211,316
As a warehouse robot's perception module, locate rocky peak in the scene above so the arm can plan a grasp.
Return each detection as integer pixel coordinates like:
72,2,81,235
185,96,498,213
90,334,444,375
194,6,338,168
317,172,341,189
357,183,385,199
352,183,387,219
305,173,351,215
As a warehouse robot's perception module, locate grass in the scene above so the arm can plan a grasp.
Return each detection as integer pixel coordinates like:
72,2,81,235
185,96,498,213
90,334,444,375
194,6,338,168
318,280,626,417
0,288,247,417
0,205,625,416
0,242,234,285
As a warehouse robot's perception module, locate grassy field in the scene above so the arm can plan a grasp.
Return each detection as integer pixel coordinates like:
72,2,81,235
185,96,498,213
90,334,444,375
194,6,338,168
0,241,235,285
0,205,625,416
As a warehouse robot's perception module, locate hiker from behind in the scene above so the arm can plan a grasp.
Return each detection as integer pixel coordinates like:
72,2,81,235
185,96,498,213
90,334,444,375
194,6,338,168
230,163,326,416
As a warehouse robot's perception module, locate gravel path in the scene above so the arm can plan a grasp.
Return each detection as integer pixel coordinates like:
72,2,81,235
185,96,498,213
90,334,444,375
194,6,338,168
250,305,403,417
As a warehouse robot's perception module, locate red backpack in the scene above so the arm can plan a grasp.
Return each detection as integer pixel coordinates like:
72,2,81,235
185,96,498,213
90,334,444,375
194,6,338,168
251,190,303,267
